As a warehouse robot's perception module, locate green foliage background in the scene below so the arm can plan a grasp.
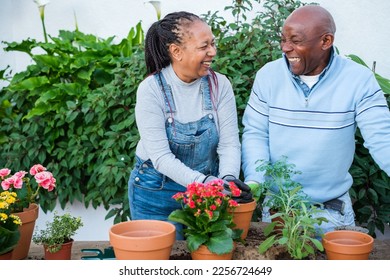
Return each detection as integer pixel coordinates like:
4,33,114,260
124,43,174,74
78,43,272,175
1,0,389,235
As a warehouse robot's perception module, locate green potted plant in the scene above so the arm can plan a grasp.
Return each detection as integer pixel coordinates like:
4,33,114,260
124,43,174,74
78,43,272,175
255,156,327,259
33,211,83,260
168,179,243,260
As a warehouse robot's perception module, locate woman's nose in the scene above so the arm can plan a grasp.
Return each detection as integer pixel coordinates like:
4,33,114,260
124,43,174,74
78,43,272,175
207,46,217,57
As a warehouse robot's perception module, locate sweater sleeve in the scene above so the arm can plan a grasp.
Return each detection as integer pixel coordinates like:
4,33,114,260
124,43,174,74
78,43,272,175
215,74,241,179
241,69,271,183
356,72,390,177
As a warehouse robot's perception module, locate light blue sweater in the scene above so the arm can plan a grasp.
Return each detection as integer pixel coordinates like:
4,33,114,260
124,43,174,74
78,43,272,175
242,51,390,203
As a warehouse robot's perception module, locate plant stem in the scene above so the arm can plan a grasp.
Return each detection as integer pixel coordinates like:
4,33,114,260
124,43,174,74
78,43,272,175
38,6,48,43
40,16,48,43
31,185,41,201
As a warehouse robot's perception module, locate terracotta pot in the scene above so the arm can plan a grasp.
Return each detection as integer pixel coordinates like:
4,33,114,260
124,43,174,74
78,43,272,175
12,203,39,259
109,220,176,260
191,244,234,260
231,199,256,239
0,250,14,260
322,230,374,260
44,239,73,260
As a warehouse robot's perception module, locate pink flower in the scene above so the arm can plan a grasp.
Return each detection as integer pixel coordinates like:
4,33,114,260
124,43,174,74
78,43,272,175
0,164,57,212
34,171,56,191
0,168,11,179
1,178,11,190
11,175,24,189
14,171,27,179
1,175,23,190
29,164,46,176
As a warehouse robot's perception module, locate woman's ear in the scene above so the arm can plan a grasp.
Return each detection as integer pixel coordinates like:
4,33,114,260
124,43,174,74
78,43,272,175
321,33,334,50
169,43,182,62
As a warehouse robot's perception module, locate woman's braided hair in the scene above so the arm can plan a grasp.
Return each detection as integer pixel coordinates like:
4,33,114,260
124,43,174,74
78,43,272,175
145,11,202,74
145,11,219,113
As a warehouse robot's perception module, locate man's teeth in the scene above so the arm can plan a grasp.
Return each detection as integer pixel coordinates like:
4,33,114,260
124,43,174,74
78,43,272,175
203,61,212,66
288,58,300,62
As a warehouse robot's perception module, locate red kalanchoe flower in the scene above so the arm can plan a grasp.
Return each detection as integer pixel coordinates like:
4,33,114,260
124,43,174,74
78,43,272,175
168,178,243,255
188,200,196,209
229,182,242,197
229,200,239,207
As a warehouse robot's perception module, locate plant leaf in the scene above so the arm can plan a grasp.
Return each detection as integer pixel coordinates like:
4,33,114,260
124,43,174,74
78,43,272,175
186,234,208,253
258,235,276,254
205,232,233,255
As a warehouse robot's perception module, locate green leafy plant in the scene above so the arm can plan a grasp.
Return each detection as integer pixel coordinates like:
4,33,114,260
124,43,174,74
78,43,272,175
32,211,83,253
256,157,326,259
0,191,22,255
251,156,302,205
168,179,243,255
0,5,144,221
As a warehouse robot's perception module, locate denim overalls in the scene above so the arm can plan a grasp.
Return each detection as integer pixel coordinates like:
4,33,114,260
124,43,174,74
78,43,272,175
128,72,219,240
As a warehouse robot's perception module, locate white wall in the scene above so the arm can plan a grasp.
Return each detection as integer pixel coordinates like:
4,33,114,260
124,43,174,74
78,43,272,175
1,0,389,79
316,0,390,77
1,0,389,241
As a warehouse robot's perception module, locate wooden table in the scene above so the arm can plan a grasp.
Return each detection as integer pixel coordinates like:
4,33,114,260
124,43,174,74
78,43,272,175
27,222,390,260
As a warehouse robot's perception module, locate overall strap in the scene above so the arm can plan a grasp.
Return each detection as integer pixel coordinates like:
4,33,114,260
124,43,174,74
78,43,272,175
200,75,213,111
154,72,176,113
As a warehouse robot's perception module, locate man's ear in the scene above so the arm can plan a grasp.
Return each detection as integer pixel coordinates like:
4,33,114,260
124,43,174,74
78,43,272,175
321,33,334,50
169,43,182,62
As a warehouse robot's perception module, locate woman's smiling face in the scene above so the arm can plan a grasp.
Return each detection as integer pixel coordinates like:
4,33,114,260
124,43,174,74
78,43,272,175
171,20,216,83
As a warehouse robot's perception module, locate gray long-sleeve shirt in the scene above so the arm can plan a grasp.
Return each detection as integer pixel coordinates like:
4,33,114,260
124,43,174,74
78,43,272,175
134,65,241,186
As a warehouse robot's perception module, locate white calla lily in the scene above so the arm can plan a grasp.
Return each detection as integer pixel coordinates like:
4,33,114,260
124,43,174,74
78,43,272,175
33,0,50,8
145,1,161,20
33,0,50,43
